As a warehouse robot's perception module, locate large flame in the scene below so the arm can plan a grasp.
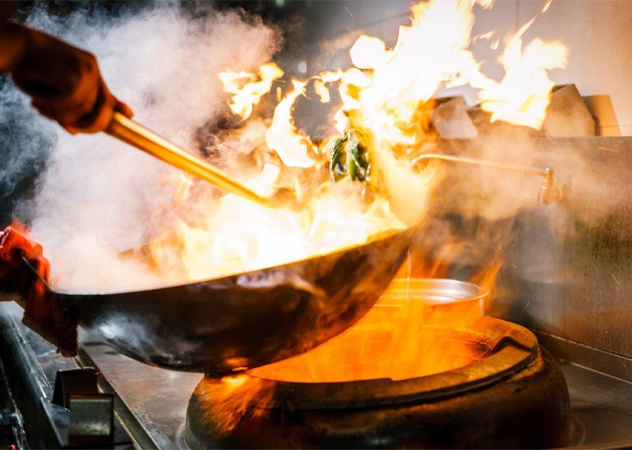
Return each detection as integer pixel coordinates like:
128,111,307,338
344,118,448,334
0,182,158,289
219,63,284,120
195,256,502,430
161,0,568,430
476,22,568,128
141,0,566,286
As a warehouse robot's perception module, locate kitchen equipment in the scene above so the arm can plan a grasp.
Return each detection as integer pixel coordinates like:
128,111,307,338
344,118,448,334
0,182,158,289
412,154,564,205
28,226,415,376
380,277,487,317
106,112,296,209
184,316,572,449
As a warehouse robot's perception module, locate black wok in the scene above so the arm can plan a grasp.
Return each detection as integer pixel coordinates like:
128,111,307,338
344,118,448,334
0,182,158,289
51,226,415,376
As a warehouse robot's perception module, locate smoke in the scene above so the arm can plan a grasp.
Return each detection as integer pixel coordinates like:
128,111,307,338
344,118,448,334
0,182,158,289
5,1,620,296
0,78,56,226
9,3,282,290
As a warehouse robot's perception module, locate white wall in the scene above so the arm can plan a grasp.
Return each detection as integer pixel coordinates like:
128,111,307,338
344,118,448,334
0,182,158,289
519,0,632,135
321,0,632,136
466,0,632,135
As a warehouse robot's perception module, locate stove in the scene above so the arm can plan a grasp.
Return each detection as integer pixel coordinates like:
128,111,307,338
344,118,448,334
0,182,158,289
185,317,570,449
2,125,632,450
1,1,632,448
2,300,632,449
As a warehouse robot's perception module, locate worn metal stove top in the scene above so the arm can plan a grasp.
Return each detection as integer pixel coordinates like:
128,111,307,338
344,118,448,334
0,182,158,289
2,302,632,449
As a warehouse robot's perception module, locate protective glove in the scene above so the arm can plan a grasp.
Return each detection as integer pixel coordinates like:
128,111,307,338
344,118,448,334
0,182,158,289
0,222,77,356
9,26,133,133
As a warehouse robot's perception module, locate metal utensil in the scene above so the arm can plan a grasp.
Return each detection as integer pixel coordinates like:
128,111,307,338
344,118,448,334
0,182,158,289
42,226,415,375
412,154,563,204
378,278,487,318
106,112,279,208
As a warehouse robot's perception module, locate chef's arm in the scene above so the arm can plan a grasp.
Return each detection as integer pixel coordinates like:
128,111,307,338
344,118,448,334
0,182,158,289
0,223,78,356
0,21,27,72
1,11,133,133
0,2,23,71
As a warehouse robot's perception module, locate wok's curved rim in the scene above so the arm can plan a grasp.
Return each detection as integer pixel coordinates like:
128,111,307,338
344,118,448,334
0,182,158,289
52,226,411,297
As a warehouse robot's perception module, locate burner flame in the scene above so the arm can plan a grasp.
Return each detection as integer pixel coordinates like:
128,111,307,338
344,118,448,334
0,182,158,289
174,0,567,430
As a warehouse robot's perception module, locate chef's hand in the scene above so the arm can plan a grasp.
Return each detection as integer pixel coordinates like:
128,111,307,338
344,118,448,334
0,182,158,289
4,24,133,134
0,223,78,356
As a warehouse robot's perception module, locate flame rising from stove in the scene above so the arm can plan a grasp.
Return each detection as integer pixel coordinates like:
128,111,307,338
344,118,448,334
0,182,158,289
168,0,566,431
195,255,503,431
133,0,566,281
140,0,565,284
248,246,504,384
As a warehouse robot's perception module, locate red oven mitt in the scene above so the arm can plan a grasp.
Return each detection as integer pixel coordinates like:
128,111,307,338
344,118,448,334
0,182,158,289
0,222,77,356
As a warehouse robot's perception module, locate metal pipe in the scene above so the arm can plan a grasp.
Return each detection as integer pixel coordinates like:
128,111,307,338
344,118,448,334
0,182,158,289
412,154,563,205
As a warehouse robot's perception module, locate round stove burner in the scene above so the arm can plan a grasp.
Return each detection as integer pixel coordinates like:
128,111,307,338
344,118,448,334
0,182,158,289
183,317,571,449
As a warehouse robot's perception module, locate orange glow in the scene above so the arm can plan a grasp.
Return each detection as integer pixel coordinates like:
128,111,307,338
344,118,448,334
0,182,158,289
247,286,484,383
142,0,565,288
245,245,501,384
219,63,284,120
192,375,275,434
201,252,503,429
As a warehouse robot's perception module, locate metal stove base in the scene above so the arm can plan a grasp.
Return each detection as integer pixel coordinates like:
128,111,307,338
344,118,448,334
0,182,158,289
2,302,632,449
0,303,135,449
79,336,632,450
183,317,570,449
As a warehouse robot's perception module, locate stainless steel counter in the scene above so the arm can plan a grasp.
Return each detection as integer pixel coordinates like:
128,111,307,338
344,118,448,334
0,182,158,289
80,341,632,449
2,301,632,449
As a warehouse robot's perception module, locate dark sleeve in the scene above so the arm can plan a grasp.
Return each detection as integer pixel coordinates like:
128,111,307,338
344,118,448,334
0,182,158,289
0,1,17,22
0,1,26,73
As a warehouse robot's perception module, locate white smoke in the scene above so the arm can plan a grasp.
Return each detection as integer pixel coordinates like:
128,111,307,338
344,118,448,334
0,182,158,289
16,4,282,291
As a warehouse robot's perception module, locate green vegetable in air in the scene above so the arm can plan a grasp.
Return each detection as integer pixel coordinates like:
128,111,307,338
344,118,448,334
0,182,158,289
329,130,370,182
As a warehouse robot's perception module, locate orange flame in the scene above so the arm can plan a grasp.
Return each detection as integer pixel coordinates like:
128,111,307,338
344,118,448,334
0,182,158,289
475,2,568,128
192,374,275,434
143,0,566,288
265,79,316,168
219,63,284,120
246,248,502,385
169,1,569,431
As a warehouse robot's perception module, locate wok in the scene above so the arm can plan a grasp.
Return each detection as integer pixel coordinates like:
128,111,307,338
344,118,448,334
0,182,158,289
48,226,415,376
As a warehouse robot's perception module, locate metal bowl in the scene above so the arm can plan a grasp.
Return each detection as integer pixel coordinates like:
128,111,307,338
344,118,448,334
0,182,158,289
377,278,488,316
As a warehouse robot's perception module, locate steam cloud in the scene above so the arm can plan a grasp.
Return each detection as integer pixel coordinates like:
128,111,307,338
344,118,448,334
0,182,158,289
7,3,282,290
1,2,618,294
